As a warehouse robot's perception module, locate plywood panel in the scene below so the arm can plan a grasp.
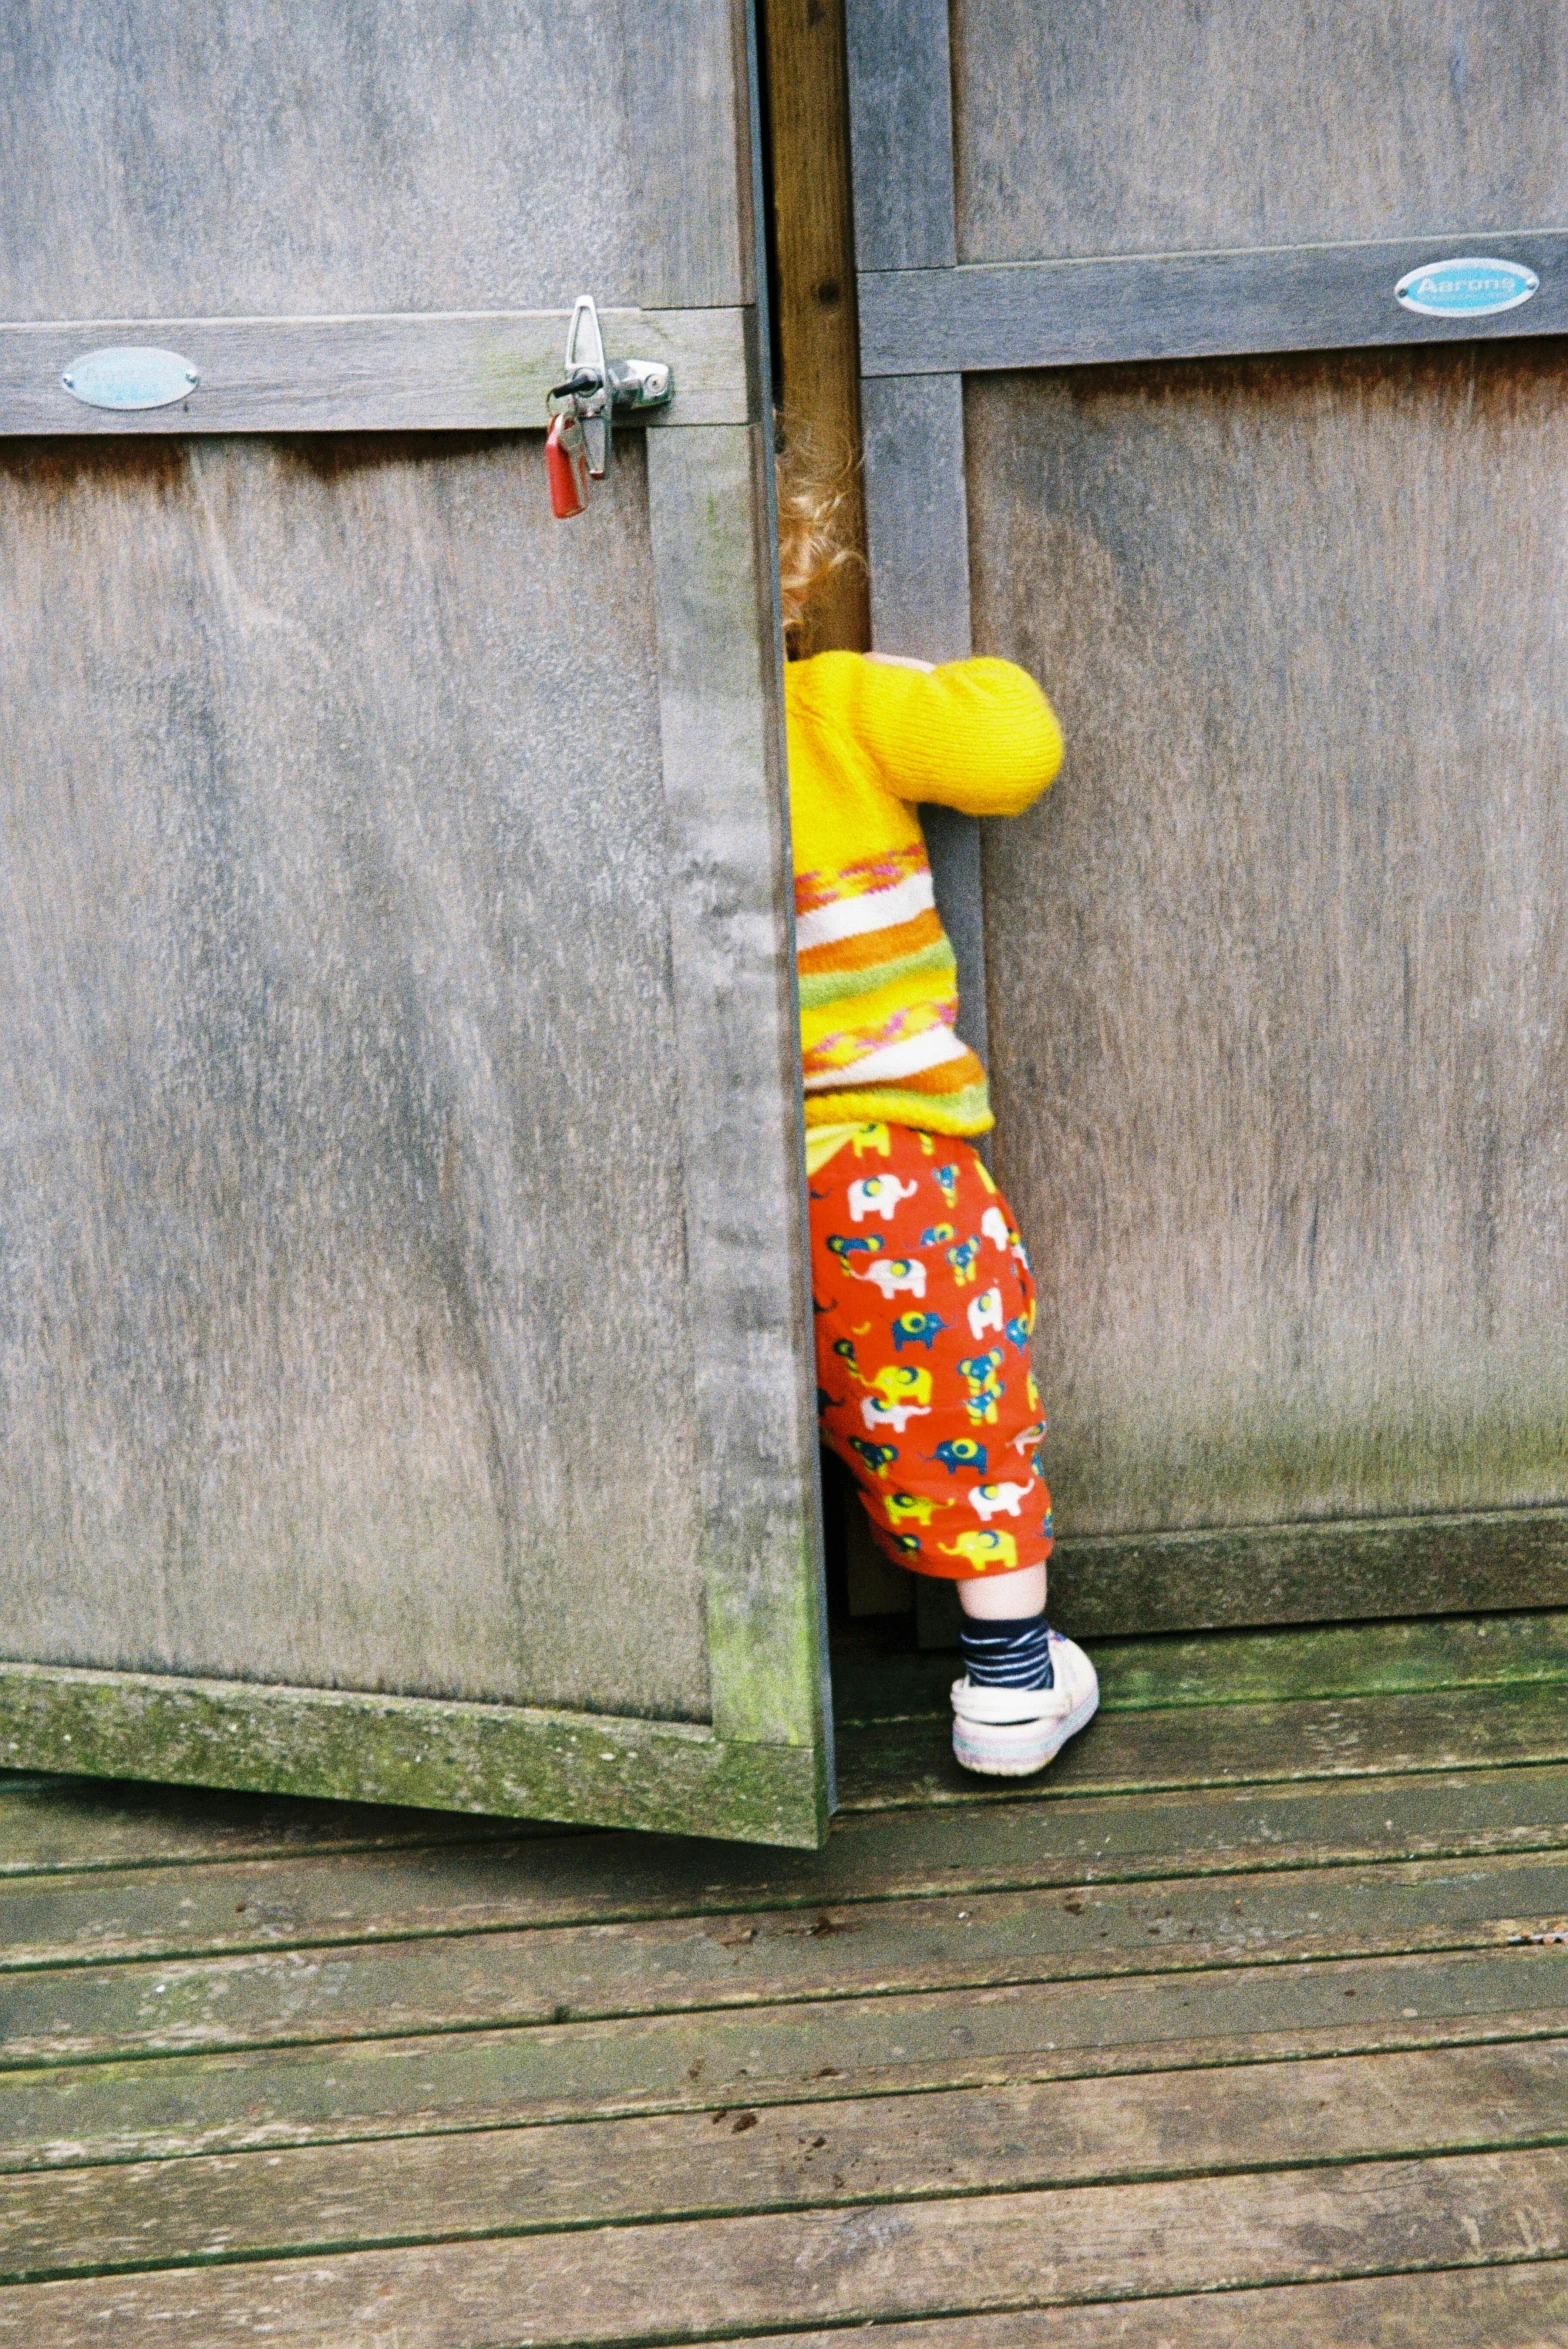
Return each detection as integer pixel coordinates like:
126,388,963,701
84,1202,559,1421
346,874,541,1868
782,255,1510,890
970,343,1568,1539
0,434,709,1718
953,0,1568,266
0,0,748,318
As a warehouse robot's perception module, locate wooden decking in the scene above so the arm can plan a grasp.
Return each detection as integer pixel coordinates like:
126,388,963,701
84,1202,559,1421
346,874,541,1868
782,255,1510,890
2,1612,1567,2343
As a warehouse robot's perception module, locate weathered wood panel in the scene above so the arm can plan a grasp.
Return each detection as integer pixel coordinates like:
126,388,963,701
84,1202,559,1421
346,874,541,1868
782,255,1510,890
0,0,748,318
5,1848,1567,2065
6,1751,1568,1949
951,0,1568,266
5,2042,1564,2282
7,1752,1568,1939
0,1778,527,1876
0,434,710,1718
2,2147,1563,2343
645,426,826,1767
971,343,1568,1541
0,1667,824,1846
922,1497,1568,1644
835,1608,1568,1726
860,233,1568,379
11,1812,1568,1973
1044,1507,1568,1637
857,374,988,1068
842,0,956,273
841,1683,1568,1812
0,310,751,436
6,1945,1564,2168
725,2263,1568,2347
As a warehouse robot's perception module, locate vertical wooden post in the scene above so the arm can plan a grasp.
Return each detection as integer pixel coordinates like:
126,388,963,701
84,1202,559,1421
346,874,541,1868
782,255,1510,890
762,0,870,653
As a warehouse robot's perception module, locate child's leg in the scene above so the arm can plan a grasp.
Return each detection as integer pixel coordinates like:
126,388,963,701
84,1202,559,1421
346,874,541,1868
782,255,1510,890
956,1563,1046,1618
809,1120,1052,1577
809,1121,1096,1773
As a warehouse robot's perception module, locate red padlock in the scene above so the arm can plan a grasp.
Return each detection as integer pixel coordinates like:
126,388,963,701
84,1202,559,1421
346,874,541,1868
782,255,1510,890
546,411,591,520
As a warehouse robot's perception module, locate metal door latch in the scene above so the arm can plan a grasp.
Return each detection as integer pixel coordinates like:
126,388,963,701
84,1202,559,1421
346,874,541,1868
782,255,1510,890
545,295,673,519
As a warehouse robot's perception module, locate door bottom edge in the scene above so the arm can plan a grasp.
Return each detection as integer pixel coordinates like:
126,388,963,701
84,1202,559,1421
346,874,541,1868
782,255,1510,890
0,1660,828,1849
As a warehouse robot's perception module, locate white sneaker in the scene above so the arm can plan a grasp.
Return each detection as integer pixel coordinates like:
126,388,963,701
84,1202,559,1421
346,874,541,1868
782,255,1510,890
950,1629,1099,1777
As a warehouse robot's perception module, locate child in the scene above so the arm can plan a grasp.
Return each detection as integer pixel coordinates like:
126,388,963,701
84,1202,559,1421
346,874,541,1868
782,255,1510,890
780,457,1098,1776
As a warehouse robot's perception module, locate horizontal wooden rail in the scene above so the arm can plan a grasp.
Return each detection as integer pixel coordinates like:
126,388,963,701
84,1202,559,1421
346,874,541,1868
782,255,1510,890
0,307,753,433
0,1662,826,1848
860,230,1568,377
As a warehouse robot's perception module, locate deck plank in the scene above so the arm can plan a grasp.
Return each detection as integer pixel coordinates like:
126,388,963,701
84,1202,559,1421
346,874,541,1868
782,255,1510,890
837,1681,1568,1808
3,1950,1565,2170
0,1780,535,1877
720,2261,1568,2345
3,2040,1565,2283
2,2148,1564,2344
2,1618,1564,2340
3,1670,1564,1889
5,1850,1568,2062
0,1610,1560,1886
5,1763,1568,1953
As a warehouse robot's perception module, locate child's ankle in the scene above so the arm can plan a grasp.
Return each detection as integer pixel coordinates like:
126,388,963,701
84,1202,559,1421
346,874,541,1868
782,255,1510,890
959,1612,1054,1690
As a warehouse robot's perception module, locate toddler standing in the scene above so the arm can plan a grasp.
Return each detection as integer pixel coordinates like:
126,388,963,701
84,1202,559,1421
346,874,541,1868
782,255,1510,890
781,472,1098,1776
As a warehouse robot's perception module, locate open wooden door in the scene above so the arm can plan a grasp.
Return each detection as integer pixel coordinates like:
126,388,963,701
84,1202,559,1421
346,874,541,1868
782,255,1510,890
845,0,1568,1637
0,0,832,1846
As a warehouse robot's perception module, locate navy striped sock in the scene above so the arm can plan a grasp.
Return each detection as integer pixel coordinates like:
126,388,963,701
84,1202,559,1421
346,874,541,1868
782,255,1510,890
959,1613,1054,1690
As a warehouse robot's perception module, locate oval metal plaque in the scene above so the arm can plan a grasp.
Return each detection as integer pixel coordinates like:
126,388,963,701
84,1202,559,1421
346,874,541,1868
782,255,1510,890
61,346,200,411
1395,256,1540,320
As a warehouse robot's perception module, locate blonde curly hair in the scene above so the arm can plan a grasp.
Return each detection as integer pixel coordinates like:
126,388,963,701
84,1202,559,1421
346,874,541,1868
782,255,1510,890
776,428,860,654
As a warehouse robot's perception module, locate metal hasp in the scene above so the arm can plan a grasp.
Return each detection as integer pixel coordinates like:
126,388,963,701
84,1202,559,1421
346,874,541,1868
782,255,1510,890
61,346,200,411
551,294,674,481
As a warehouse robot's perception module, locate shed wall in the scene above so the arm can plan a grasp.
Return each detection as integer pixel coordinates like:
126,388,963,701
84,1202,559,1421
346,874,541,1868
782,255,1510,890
972,343,1568,1538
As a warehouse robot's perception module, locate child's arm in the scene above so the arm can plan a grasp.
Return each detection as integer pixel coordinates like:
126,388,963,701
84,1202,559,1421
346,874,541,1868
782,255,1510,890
847,652,1064,815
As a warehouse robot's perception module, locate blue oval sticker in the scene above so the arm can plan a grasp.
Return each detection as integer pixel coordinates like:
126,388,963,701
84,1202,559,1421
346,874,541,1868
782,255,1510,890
61,346,200,411
1395,256,1539,319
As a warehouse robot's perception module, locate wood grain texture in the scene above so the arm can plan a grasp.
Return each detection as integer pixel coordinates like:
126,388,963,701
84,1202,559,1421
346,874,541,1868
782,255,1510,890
834,1608,1568,1725
764,0,870,652
843,0,956,273
723,2262,1568,2347
923,1504,1568,1646
6,1851,1568,2065
860,232,1568,377
860,374,970,663
0,309,751,435
6,1946,1564,2168
971,344,1568,1545
0,1778,528,1876
0,0,747,317
5,2041,1564,2281
950,0,1568,266
1045,1509,1568,1638
627,0,755,310
0,1667,823,1848
8,1754,1568,1927
0,433,717,1719
647,426,827,1781
7,1751,1568,1954
1,2147,1563,2343
838,1682,1568,1812
858,374,987,1067
12,1814,1568,1975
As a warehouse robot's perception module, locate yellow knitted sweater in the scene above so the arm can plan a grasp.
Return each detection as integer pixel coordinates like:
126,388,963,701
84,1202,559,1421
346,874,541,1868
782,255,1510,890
785,651,1063,1139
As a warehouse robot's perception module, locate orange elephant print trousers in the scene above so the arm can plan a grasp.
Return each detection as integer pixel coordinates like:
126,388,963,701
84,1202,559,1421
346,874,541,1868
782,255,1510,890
809,1122,1052,1579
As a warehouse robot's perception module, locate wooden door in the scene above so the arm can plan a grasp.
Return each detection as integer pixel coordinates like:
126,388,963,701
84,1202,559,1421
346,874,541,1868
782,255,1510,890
845,0,1568,1635
0,0,831,1846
